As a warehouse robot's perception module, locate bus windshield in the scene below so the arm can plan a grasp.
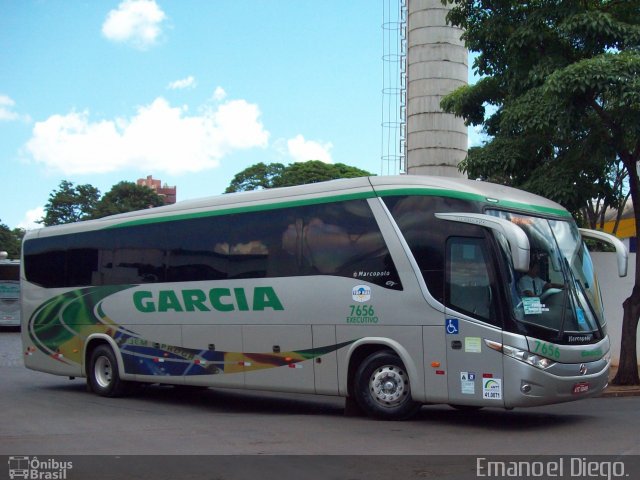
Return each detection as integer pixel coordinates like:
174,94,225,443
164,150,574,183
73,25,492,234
488,210,605,345
0,261,21,327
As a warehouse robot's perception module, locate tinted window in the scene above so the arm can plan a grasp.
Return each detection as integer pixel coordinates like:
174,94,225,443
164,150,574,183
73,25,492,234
98,222,168,285
99,247,166,284
383,195,480,302
166,216,229,282
67,249,99,286
299,201,399,287
446,237,497,324
24,199,401,289
0,264,19,281
24,251,66,288
229,209,293,279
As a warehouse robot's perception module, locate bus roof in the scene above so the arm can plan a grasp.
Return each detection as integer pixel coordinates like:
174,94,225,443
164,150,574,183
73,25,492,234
24,175,570,240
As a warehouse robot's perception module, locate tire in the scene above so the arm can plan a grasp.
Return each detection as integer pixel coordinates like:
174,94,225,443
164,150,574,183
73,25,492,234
88,344,130,397
353,351,421,420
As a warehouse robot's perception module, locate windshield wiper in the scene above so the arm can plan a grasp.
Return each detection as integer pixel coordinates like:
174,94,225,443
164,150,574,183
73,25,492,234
570,259,603,334
561,257,602,337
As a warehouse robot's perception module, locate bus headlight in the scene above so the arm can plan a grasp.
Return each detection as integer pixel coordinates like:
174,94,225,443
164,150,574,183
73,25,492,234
485,340,556,370
503,345,556,370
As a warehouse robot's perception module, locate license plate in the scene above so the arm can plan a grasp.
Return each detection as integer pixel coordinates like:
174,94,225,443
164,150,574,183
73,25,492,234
572,382,590,394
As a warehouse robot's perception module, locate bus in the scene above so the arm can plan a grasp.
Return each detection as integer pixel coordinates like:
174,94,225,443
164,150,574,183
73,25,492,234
20,176,627,420
0,251,21,328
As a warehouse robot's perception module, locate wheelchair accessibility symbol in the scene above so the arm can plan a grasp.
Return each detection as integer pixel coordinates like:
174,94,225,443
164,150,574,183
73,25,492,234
446,318,459,335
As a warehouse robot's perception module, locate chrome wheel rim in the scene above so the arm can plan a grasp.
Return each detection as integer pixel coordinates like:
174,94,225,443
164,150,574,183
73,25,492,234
94,355,113,389
369,365,408,407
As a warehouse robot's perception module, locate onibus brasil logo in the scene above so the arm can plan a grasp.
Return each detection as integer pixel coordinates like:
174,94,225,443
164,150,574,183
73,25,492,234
352,285,372,303
8,456,73,479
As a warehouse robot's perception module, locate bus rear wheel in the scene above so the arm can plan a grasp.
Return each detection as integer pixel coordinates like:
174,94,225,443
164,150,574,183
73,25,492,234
353,351,421,420
88,344,129,397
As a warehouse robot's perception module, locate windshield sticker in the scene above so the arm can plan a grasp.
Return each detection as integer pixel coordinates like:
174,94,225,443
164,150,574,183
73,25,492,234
465,337,482,353
576,308,588,328
522,297,549,315
483,378,502,400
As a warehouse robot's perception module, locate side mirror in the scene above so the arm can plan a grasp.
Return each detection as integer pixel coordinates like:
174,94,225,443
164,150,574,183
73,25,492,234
579,228,628,277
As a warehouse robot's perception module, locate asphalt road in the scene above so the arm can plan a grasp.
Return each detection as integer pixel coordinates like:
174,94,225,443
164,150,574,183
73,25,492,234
2,329,639,479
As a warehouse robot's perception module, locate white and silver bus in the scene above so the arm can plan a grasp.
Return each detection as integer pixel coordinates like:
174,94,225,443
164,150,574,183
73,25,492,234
20,176,627,419
0,251,21,328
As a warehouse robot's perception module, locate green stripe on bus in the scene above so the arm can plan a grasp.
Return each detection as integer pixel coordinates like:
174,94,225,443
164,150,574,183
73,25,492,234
105,191,377,229
494,199,572,218
105,186,570,229
373,188,571,218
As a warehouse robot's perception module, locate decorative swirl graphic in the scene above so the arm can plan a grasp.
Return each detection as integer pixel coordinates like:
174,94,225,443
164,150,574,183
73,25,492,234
28,286,355,377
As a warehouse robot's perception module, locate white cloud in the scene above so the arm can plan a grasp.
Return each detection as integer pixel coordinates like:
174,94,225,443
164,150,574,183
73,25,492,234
25,96,270,175
0,94,31,123
102,0,167,50
287,134,333,163
0,95,17,121
167,76,196,90
17,206,45,231
26,111,124,174
215,100,270,150
212,86,227,101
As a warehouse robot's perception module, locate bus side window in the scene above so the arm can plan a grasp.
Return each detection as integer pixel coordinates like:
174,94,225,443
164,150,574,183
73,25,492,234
228,210,296,279
298,201,402,289
165,216,229,282
445,237,497,325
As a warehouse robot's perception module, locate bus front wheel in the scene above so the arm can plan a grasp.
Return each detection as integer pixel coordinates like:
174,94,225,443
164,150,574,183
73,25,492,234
353,351,421,420
88,344,129,397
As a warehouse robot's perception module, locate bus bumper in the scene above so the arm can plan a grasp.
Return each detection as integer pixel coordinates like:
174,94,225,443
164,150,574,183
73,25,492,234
502,355,610,408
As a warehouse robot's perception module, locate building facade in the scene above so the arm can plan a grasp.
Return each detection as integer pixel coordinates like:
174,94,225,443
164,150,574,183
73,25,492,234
137,175,177,205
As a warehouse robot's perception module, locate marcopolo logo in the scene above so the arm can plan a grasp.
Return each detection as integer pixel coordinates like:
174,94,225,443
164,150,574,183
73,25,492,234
8,456,73,479
352,285,372,303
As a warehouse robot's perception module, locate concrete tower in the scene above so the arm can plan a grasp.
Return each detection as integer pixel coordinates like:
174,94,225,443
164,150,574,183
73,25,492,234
406,0,468,177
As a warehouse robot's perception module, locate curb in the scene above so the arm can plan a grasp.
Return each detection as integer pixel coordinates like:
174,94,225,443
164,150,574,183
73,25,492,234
599,367,640,397
600,386,640,398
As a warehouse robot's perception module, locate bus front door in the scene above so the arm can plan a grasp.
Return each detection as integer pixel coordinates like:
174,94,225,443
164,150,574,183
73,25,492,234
444,236,505,407
445,315,504,407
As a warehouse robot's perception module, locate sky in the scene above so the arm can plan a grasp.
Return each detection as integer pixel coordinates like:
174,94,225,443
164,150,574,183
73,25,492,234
1,0,480,231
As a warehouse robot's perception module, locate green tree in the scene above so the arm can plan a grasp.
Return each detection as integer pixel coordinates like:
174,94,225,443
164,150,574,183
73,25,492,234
226,161,373,193
441,0,640,384
225,162,286,193
92,181,164,219
40,180,100,226
0,221,24,259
